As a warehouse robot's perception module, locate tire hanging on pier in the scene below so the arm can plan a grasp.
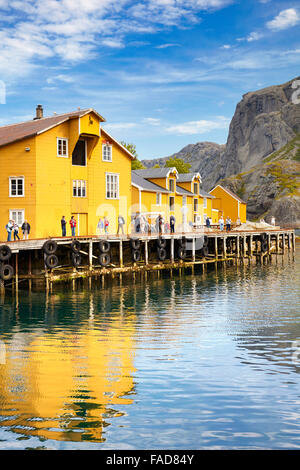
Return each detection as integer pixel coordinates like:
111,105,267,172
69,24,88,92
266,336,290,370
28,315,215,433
157,237,167,249
43,240,58,255
71,239,81,253
130,238,141,250
0,245,12,262
177,247,187,260
132,249,141,263
0,264,14,281
99,240,110,253
99,252,111,267
157,247,167,261
45,254,59,269
71,252,82,267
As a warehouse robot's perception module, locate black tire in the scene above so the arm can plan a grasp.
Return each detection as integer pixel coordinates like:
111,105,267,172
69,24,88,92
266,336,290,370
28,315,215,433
45,254,58,269
71,253,81,267
260,232,268,242
132,249,141,262
43,239,58,255
201,246,209,257
99,252,111,267
71,239,81,253
261,240,268,253
130,238,141,250
0,245,12,262
0,264,14,281
157,237,167,249
177,247,187,260
99,240,110,253
157,247,167,261
177,237,186,248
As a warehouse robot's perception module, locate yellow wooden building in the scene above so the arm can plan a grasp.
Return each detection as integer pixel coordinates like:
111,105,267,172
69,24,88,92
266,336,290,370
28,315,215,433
209,184,247,224
0,106,134,240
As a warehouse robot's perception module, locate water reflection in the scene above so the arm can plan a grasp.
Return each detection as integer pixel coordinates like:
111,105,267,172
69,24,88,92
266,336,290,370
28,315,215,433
0,250,299,449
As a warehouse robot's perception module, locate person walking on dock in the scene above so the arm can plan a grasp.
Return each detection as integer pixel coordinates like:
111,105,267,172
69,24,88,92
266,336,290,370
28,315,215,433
21,220,31,240
69,216,76,237
5,220,13,242
117,214,125,235
104,216,109,234
170,215,176,233
13,221,20,240
61,216,66,237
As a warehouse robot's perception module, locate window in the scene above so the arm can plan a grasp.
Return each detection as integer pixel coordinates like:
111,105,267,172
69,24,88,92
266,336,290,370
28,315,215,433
102,144,112,162
193,182,198,194
156,193,162,205
169,196,175,211
57,138,68,157
72,140,86,166
182,196,187,206
73,180,86,197
203,197,207,208
106,173,119,199
194,198,198,212
9,209,24,226
169,179,175,192
9,177,24,197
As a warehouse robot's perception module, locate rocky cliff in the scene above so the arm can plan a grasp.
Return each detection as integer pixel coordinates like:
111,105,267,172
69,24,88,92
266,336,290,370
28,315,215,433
142,76,300,225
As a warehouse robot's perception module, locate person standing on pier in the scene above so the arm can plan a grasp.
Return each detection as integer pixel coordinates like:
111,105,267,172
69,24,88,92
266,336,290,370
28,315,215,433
206,216,211,229
219,215,224,231
97,217,104,235
170,215,176,233
69,216,76,237
117,214,125,235
13,221,20,240
134,212,141,233
157,214,163,234
5,220,13,242
21,220,31,240
104,216,109,233
61,216,66,237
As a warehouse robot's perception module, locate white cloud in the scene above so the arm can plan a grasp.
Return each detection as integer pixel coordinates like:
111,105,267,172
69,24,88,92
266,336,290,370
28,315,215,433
267,8,299,31
143,117,161,125
156,43,180,49
246,31,263,42
165,116,230,135
221,44,231,49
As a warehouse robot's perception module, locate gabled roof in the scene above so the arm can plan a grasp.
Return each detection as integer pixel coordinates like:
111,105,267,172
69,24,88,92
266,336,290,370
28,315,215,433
101,128,135,160
210,184,246,204
132,172,171,193
0,108,106,148
133,167,178,179
177,172,201,183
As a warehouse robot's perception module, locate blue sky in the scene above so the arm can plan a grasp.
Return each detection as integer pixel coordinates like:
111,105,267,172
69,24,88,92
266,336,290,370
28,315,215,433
0,0,299,160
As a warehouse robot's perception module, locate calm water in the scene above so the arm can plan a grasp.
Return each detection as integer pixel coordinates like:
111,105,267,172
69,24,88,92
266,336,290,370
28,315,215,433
0,249,300,450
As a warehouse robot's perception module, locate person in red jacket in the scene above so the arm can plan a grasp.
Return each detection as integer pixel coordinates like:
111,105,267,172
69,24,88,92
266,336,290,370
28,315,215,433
70,216,76,236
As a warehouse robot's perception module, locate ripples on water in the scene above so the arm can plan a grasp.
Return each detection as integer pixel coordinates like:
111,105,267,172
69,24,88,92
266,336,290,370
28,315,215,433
0,249,300,450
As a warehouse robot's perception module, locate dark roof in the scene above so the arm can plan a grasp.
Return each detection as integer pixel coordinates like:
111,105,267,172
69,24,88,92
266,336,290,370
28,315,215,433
210,185,246,204
199,189,214,199
176,186,194,196
133,168,177,179
132,172,171,193
0,108,106,148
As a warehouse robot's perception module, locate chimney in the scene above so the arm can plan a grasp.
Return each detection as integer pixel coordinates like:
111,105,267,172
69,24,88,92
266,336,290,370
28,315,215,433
34,104,43,120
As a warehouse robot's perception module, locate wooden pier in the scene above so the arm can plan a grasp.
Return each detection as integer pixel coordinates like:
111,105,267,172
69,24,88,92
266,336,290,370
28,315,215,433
0,228,296,293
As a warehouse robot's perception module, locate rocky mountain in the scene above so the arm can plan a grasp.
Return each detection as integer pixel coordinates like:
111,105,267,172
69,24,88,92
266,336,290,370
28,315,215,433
142,76,300,225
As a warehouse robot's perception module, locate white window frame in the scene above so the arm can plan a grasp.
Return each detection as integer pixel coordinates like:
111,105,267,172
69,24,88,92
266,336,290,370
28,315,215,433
156,192,162,205
57,137,68,158
9,177,24,197
194,198,198,212
169,196,175,212
72,180,87,198
106,173,119,199
9,209,25,226
203,197,207,208
169,179,175,192
102,144,112,162
193,182,198,194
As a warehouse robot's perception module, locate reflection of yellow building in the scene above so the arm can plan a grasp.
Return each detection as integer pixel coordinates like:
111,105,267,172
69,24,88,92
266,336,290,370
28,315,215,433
209,185,247,224
0,106,134,239
0,302,136,442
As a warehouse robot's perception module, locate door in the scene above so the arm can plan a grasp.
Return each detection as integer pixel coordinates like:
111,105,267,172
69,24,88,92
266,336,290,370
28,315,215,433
71,213,88,236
